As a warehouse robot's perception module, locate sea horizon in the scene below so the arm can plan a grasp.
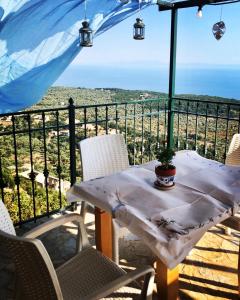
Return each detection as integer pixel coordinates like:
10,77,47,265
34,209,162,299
55,64,240,101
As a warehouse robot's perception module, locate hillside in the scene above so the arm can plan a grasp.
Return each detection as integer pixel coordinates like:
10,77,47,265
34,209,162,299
30,86,239,110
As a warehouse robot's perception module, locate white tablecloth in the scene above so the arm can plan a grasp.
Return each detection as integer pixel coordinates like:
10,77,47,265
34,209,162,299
67,151,240,268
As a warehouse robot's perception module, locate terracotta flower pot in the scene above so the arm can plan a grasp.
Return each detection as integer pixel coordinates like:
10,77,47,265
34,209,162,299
155,165,176,187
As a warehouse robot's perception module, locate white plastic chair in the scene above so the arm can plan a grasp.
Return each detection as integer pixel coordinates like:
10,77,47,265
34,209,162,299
225,133,240,166
79,134,129,263
0,200,16,235
0,201,155,300
223,133,240,235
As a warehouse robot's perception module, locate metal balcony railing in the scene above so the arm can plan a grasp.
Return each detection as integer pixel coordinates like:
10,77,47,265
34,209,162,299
0,98,168,226
172,97,240,162
0,97,239,226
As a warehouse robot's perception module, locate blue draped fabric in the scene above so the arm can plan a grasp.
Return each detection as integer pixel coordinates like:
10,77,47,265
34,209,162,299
0,0,155,113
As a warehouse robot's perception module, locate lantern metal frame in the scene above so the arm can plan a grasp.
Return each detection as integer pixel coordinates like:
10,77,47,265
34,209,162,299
133,17,145,40
79,20,93,47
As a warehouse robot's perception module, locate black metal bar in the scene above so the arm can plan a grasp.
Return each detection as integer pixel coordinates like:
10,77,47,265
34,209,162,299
133,103,136,165
95,107,98,136
116,104,119,133
185,101,189,149
0,155,5,202
194,102,199,151
164,100,167,145
224,105,231,162
149,102,152,160
238,107,240,133
213,104,219,159
69,98,76,186
125,104,128,145
84,107,87,138
176,100,180,150
204,103,209,155
157,101,160,147
56,111,62,208
26,114,37,221
141,104,144,164
105,105,108,134
12,115,22,225
42,112,49,216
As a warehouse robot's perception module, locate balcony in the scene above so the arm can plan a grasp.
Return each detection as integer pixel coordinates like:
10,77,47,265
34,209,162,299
0,95,239,225
0,94,239,299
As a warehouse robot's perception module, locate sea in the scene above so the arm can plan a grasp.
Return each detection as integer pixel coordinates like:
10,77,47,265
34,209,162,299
55,64,240,101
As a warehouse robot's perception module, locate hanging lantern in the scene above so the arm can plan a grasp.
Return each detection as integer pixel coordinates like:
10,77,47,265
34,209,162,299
79,21,93,47
196,6,203,18
133,18,145,40
212,21,226,40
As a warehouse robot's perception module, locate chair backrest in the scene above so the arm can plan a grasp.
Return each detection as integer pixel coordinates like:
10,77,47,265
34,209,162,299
0,200,16,235
79,134,129,181
0,229,63,300
225,134,240,166
0,201,16,299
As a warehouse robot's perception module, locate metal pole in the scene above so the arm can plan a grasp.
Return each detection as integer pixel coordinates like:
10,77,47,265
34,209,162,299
68,98,76,186
167,8,178,149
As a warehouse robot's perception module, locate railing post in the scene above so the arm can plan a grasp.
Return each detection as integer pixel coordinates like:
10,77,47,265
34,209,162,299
167,8,178,149
68,98,76,186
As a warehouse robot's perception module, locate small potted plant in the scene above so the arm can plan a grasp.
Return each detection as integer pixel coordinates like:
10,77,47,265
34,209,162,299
155,148,176,189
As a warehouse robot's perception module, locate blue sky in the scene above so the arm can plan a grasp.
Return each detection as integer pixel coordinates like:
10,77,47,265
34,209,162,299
71,2,240,68
55,2,240,99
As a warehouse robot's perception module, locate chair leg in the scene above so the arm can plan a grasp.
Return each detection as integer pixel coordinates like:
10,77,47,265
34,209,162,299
80,201,88,221
225,227,232,236
238,242,240,297
141,270,155,300
112,219,120,264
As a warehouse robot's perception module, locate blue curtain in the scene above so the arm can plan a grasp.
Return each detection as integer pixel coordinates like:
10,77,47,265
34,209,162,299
0,0,155,113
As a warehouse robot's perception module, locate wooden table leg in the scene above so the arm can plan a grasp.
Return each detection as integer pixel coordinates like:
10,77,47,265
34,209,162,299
95,207,179,299
155,259,179,300
95,207,113,260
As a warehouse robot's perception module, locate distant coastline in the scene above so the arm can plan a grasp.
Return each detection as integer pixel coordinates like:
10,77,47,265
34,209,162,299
54,64,240,101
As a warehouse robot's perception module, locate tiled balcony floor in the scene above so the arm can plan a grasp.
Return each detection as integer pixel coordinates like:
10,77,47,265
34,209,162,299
18,207,239,300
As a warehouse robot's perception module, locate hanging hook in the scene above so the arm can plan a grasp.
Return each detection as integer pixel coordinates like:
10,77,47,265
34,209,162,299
84,0,87,20
220,5,223,21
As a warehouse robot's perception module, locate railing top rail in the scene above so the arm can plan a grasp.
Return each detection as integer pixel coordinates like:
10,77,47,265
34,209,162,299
173,96,240,107
0,106,69,118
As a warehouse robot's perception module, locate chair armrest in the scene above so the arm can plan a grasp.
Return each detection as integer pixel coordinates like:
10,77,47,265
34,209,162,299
85,265,155,300
23,213,90,251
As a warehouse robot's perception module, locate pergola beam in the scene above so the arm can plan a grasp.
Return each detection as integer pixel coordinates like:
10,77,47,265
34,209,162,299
158,0,234,11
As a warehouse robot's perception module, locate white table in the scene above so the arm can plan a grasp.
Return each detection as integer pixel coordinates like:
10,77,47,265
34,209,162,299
67,151,240,300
